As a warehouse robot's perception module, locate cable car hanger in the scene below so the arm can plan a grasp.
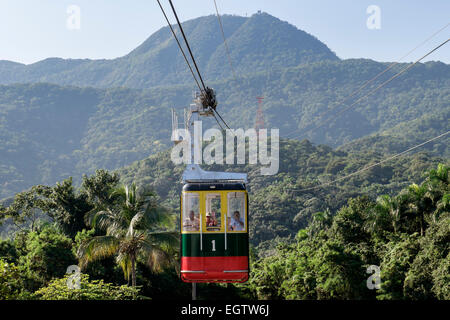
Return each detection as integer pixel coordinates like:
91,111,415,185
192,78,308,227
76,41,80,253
157,0,230,130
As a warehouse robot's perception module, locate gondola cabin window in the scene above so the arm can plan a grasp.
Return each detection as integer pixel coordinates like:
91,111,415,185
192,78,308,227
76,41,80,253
182,192,200,232
205,194,221,232
227,192,246,232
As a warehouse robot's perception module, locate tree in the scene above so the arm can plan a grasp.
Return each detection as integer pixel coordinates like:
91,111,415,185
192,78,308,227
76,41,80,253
428,163,449,185
405,183,430,236
0,239,18,263
426,164,449,223
330,197,372,243
78,183,177,287
0,172,119,239
404,212,450,300
33,179,92,239
434,193,449,220
307,208,332,238
1,188,49,232
373,195,401,234
81,169,120,209
18,224,77,291
0,259,32,300
34,273,141,300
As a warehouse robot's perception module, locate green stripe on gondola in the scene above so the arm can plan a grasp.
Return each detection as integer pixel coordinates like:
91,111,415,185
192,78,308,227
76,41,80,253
181,233,249,257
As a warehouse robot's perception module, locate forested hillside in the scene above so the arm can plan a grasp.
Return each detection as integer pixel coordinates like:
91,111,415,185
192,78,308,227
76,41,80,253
0,13,448,199
339,108,449,156
247,163,449,300
118,139,448,254
1,58,448,199
1,152,448,300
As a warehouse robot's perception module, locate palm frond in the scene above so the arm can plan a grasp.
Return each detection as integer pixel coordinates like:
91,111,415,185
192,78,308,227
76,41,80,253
116,251,132,282
78,235,120,269
139,239,176,273
143,204,175,229
145,230,179,248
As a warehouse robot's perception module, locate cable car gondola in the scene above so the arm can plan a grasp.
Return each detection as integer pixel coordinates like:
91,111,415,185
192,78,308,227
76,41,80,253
173,93,249,283
180,171,249,283
160,0,249,283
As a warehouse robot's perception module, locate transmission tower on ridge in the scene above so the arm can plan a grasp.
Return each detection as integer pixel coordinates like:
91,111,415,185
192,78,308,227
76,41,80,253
255,96,265,130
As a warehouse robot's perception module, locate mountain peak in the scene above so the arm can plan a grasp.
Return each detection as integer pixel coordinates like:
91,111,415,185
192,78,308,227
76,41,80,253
126,12,338,85
0,12,338,88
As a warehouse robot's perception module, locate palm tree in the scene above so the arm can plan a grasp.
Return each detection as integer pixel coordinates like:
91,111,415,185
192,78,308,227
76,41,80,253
434,193,449,221
425,164,449,223
77,183,178,287
372,195,402,234
428,163,449,185
405,183,430,235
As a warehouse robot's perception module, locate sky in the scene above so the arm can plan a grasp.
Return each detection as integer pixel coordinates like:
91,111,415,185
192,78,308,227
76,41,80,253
0,0,448,65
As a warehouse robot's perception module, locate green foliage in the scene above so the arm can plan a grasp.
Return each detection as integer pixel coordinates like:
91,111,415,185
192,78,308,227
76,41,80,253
81,169,120,208
330,197,372,243
0,26,448,200
376,234,420,300
247,164,449,300
34,273,141,300
0,187,50,232
119,139,446,255
1,170,122,239
78,183,178,287
34,179,92,239
0,259,32,300
0,173,185,300
403,213,450,300
0,239,17,263
18,225,76,291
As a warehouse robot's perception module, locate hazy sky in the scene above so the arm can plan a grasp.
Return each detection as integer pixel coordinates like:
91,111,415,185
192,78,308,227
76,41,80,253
0,0,449,64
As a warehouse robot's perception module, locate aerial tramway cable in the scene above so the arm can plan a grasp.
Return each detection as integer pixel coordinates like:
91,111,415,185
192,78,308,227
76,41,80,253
158,0,233,130
168,0,207,92
284,25,450,139
309,22,450,124
213,0,238,81
211,111,225,131
289,130,450,193
213,108,230,130
156,0,202,92
282,37,450,192
284,37,450,141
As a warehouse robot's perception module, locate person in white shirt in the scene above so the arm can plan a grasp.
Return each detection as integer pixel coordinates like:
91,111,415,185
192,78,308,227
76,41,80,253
230,211,245,231
183,210,199,231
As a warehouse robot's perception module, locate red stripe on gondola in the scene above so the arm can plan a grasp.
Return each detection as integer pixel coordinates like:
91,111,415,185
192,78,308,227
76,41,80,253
181,256,248,283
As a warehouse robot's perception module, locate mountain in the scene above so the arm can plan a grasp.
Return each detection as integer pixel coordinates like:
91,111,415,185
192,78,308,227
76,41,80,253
0,13,338,88
0,13,448,200
0,57,449,199
2,136,446,252
339,108,450,156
